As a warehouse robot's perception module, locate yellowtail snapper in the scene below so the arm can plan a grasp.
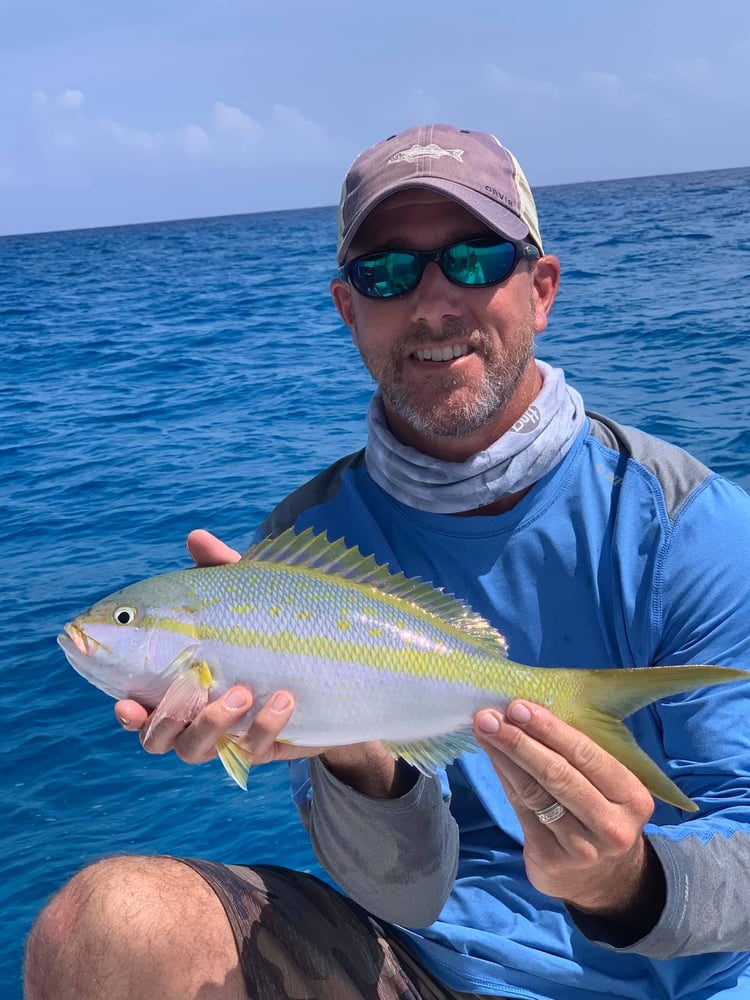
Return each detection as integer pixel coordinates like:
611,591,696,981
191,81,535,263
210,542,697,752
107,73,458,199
58,527,748,811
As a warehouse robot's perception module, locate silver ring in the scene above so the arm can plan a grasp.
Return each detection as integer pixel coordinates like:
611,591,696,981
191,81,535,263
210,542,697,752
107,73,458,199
534,801,567,825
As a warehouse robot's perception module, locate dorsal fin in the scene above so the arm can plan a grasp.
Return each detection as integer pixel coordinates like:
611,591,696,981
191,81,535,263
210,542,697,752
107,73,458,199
244,527,508,657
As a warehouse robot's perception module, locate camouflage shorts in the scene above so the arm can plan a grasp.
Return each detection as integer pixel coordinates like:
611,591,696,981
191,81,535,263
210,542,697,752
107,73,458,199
177,858,493,1000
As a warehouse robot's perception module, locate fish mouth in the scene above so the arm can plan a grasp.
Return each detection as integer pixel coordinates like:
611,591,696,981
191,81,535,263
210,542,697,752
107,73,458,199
61,622,100,656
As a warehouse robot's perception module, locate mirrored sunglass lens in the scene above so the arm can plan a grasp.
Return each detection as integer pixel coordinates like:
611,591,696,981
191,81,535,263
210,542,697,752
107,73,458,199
443,242,516,286
351,253,420,297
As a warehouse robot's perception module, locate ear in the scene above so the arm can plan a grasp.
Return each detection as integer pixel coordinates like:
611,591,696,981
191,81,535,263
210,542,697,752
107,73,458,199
531,255,561,335
330,277,359,343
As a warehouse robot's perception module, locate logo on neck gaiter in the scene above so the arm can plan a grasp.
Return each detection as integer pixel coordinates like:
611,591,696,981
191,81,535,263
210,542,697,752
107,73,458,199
512,405,541,434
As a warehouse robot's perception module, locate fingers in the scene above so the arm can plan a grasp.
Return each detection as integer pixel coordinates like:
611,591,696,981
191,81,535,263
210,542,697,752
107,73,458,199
116,698,198,753
474,701,657,912
164,686,259,763
475,702,653,912
115,699,149,731
472,720,585,849
116,698,192,756
237,691,297,762
116,682,304,771
474,701,654,832
187,529,241,567
140,686,298,766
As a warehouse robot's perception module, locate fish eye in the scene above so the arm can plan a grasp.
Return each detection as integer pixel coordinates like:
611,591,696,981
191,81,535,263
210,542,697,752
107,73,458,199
113,606,136,626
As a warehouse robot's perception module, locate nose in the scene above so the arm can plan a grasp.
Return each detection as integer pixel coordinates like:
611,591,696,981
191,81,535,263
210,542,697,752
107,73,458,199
409,261,464,326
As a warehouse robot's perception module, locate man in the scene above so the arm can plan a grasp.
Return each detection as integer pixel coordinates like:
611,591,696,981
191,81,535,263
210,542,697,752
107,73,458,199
25,125,750,999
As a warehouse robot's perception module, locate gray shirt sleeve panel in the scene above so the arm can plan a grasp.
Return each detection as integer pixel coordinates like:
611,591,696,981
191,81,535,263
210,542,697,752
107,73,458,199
568,829,750,958
298,755,459,928
586,412,712,522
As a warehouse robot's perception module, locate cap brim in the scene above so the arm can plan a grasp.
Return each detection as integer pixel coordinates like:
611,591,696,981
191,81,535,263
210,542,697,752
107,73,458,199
337,177,529,264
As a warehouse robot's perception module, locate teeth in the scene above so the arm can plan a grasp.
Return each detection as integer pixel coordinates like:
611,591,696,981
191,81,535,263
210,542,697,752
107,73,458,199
415,344,469,362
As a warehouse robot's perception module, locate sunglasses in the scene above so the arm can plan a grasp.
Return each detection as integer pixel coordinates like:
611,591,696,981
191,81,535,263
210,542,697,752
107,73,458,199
339,237,540,300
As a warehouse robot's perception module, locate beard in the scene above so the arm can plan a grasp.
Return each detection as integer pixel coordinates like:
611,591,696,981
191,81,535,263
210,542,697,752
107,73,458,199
360,317,536,439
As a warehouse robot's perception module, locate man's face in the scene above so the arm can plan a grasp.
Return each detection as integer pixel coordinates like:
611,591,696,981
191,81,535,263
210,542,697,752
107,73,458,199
331,189,560,459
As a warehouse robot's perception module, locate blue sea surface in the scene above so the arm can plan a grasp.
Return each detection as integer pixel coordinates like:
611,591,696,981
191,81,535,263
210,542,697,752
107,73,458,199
2,167,749,996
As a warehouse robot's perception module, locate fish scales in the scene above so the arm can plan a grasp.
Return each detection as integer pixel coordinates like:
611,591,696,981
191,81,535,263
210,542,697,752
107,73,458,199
132,562,522,744
58,526,749,808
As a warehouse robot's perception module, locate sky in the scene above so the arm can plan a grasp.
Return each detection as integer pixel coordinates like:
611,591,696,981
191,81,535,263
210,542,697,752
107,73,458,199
1,0,749,236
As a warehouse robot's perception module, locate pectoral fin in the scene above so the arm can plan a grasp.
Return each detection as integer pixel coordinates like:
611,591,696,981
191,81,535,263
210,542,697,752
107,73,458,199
144,652,215,742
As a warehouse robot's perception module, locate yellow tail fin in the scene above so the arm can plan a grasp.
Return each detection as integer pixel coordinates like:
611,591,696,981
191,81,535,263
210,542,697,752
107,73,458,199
557,664,747,812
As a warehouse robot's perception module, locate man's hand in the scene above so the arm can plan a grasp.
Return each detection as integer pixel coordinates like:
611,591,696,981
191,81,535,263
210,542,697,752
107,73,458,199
473,700,663,931
115,682,320,765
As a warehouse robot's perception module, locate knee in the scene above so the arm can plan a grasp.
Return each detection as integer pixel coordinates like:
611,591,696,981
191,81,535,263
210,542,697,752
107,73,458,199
29,854,173,940
24,855,190,997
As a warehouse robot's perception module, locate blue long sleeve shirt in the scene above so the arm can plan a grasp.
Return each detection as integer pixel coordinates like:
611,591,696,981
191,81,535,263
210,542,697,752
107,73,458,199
256,410,750,999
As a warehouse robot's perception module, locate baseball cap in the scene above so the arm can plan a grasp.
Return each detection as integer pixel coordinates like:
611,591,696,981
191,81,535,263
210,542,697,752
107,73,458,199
336,124,543,265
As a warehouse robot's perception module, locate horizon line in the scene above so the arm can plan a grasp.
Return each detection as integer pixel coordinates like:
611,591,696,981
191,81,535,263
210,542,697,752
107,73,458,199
2,161,747,241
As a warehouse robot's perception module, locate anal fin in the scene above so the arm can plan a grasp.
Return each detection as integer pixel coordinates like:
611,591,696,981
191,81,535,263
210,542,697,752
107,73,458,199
384,729,477,775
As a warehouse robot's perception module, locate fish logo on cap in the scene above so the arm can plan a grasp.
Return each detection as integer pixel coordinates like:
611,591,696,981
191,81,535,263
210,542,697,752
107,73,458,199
387,143,464,164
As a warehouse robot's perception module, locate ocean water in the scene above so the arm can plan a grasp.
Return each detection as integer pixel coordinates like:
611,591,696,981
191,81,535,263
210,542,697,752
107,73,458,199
2,166,750,996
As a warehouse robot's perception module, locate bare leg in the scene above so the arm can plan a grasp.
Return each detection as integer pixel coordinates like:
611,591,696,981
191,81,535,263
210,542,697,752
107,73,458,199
24,855,247,1000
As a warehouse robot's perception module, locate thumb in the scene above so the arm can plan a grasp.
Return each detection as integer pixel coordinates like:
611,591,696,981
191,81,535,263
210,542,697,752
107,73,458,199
186,529,241,567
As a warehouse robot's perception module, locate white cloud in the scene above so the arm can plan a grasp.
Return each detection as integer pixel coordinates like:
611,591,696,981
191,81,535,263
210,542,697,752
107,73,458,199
580,70,624,91
29,89,339,166
213,101,263,143
642,49,749,109
178,123,213,158
578,70,644,107
97,117,158,152
268,103,335,161
57,89,85,110
483,64,645,109
32,89,84,111
484,65,559,100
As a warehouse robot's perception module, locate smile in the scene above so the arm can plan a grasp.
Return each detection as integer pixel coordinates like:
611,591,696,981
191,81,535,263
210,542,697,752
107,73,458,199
413,344,471,362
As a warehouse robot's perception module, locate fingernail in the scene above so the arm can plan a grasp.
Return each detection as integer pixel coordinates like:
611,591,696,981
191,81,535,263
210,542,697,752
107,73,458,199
476,711,500,734
223,689,249,710
271,693,291,712
116,713,131,728
508,702,532,725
